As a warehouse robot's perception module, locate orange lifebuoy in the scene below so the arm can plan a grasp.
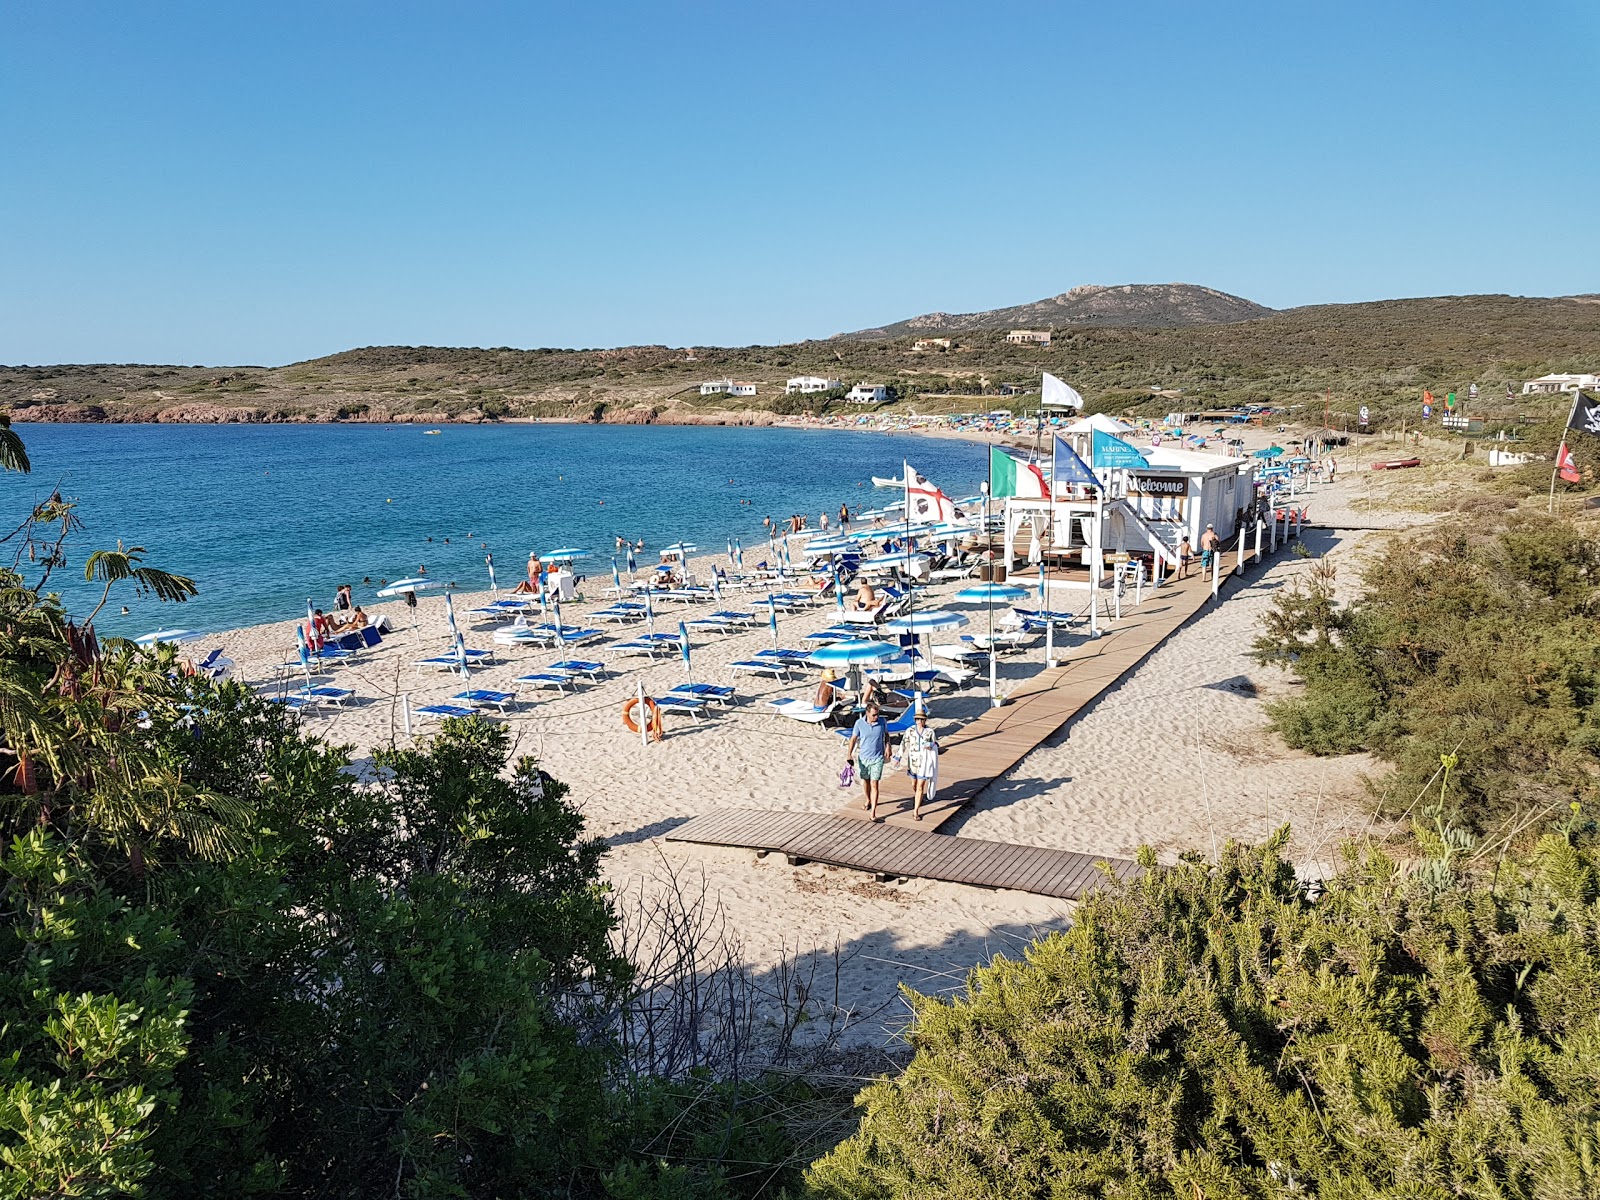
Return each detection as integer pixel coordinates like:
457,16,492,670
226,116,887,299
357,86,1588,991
623,697,664,741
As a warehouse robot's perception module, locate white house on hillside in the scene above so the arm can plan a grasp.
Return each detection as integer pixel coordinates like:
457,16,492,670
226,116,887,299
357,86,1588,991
785,375,843,394
1006,329,1052,346
699,379,734,396
1522,373,1600,395
845,383,889,404
728,381,757,397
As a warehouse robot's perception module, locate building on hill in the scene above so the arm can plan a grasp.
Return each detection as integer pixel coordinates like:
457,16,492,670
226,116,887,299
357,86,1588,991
845,383,889,404
728,381,757,397
699,378,734,396
1522,373,1600,395
785,375,843,394
912,338,953,352
1006,329,1052,347
998,383,1032,396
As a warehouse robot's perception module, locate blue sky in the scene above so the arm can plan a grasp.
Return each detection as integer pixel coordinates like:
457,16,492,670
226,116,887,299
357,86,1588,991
3,1,1594,365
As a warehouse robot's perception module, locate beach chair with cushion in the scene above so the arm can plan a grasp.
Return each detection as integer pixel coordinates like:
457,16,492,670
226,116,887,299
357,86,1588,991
730,657,795,681
613,638,670,659
594,604,646,624
453,689,517,714
269,693,318,716
514,671,578,695
802,624,864,644
831,706,918,739
546,627,603,647
768,698,839,724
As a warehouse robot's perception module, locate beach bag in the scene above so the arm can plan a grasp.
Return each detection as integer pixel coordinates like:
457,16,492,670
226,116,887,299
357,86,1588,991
838,763,855,789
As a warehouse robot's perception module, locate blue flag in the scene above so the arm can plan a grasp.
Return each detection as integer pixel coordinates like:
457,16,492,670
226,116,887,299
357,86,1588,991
1091,428,1150,470
1052,435,1100,489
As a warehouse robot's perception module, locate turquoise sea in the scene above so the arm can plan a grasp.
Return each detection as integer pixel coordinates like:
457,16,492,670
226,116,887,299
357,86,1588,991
0,422,987,637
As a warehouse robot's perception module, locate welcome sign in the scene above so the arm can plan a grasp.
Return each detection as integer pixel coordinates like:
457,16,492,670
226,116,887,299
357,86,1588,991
1131,474,1187,497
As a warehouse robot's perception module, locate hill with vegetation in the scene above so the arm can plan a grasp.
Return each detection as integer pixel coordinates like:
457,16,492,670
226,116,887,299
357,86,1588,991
838,282,1274,339
2,292,1597,430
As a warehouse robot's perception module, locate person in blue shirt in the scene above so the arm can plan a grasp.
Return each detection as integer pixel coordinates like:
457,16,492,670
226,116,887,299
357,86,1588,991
844,702,890,820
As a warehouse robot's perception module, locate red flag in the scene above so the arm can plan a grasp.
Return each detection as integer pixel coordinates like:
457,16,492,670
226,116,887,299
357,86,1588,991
1557,441,1581,483
1423,389,1434,405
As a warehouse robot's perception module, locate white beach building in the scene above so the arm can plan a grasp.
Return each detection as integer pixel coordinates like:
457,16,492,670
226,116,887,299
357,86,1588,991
728,381,757,397
999,439,1254,575
699,378,735,396
785,375,843,395
845,383,890,404
1005,329,1052,346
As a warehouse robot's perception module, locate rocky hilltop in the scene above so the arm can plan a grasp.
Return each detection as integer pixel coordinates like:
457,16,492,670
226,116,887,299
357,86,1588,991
839,283,1276,340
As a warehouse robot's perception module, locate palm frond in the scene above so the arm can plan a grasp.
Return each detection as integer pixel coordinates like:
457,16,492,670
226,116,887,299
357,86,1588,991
0,415,30,474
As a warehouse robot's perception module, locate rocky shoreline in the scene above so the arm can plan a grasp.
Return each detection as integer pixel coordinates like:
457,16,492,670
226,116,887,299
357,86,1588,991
7,400,789,427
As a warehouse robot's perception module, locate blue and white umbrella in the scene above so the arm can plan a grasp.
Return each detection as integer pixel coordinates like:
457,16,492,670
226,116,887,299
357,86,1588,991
781,539,793,570
444,591,469,675
679,619,693,683
884,610,967,634
544,547,591,562
486,552,498,596
805,639,902,669
955,583,1029,709
805,536,853,555
626,545,638,574
537,574,549,621
710,570,723,602
293,624,314,680
659,542,698,560
833,565,846,616
733,539,743,571
376,577,435,597
767,593,779,650
644,588,656,632
552,590,564,646
134,628,202,647
611,557,623,595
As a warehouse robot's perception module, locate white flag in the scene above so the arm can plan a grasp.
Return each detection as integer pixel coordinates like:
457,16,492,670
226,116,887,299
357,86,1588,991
1042,372,1083,411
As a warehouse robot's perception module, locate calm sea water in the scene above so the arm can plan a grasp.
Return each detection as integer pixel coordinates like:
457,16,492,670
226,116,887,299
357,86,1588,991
0,422,987,637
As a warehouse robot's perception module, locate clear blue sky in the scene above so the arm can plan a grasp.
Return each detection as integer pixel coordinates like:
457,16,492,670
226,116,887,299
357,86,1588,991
3,1,1594,365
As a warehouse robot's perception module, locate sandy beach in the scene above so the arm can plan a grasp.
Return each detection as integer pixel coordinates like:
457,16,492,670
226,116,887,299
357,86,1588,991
196,422,1435,1048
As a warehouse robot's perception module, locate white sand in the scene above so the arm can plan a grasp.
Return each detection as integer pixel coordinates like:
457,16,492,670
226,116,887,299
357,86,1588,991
195,424,1436,1047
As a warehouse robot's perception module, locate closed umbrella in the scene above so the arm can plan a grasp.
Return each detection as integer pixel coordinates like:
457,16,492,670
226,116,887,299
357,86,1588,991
443,591,468,676
767,593,779,650
710,569,723,603
834,564,846,616
956,583,1029,708
552,590,564,647
679,620,693,684
644,587,656,632
611,557,623,596
733,538,743,571
626,545,638,575
486,551,498,596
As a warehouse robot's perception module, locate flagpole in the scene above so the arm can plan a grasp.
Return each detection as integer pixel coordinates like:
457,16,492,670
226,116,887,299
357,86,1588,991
1551,391,1584,515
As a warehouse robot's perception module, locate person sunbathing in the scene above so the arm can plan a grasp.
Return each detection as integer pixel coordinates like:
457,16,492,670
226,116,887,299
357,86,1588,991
337,607,369,633
854,582,877,611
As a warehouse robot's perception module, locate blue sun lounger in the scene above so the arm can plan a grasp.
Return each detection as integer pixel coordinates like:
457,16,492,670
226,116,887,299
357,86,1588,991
415,648,495,672
415,703,483,720
515,672,578,695
669,682,735,704
731,658,794,681
653,694,711,720
296,685,355,707
550,659,606,680
453,689,516,714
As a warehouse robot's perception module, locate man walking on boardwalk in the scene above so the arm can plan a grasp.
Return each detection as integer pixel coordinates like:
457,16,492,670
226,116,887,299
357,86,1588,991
845,702,890,820
1199,523,1220,573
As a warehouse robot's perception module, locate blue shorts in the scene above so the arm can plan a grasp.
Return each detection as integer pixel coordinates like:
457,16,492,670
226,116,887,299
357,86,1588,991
856,755,885,781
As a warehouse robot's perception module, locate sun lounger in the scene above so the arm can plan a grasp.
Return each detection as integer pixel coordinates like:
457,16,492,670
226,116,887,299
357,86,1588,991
547,627,602,646
494,627,549,646
414,649,495,673
962,630,1038,653
613,639,669,659
802,625,865,644
415,703,484,720
594,605,647,623
931,642,986,663
768,698,838,724
730,658,794,681
514,672,578,695
547,659,604,681
453,689,516,714
470,599,530,621
659,587,713,603
669,682,735,704
756,647,811,663
653,694,711,720
296,685,354,706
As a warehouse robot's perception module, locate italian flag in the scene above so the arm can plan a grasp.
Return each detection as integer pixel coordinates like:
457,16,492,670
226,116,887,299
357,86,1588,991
990,446,1049,499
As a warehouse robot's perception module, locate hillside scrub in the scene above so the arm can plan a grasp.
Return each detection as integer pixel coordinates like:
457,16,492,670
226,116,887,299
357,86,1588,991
1252,518,1600,829
809,818,1600,1199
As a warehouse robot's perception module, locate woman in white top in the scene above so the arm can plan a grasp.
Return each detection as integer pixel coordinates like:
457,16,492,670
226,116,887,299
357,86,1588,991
900,710,940,821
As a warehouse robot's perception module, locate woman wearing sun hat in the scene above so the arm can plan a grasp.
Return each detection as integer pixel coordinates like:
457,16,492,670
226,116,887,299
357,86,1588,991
814,668,840,709
900,708,940,821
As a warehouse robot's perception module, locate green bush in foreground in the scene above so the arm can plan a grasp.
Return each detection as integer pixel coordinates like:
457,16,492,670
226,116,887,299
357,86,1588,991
809,822,1600,1199
1253,518,1600,826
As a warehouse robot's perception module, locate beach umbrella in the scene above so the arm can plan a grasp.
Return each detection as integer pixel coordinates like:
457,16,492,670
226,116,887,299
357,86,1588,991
956,583,1029,709
659,542,698,560
678,619,692,684
293,624,314,683
884,610,968,635
376,577,435,596
611,557,623,595
133,628,202,647
544,547,590,562
732,538,743,571
486,552,498,596
443,591,468,676
834,565,846,616
805,639,901,669
626,545,638,574
552,590,564,646
710,570,723,602
767,593,779,650
1253,445,1285,459
644,587,656,632
726,537,735,566
781,539,793,571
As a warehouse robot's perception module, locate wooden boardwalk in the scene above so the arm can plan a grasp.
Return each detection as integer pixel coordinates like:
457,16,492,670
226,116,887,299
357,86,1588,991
836,548,1269,830
664,808,1141,900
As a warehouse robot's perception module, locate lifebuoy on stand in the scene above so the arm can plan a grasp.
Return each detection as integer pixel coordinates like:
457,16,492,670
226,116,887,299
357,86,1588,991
623,696,664,742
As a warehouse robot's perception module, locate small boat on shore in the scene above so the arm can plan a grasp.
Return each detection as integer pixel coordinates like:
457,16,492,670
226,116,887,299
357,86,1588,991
871,474,907,488
1371,457,1420,470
